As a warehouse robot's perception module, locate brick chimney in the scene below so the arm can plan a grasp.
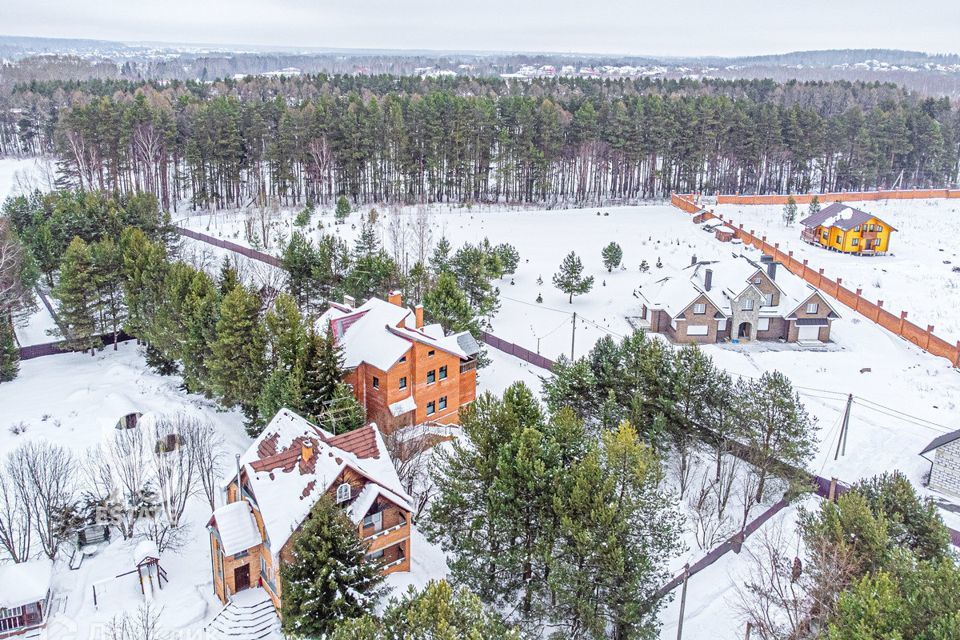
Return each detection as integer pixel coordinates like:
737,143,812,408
415,304,424,329
388,290,402,307
691,255,697,265
704,269,713,291
301,439,314,463
767,262,777,280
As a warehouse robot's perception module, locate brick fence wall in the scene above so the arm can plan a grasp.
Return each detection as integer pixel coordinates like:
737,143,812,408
670,193,960,367
717,188,960,206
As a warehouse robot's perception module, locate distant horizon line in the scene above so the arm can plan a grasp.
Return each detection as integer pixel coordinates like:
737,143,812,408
1,32,958,61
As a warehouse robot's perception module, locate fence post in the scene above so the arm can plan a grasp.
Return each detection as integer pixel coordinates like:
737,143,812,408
900,311,907,333
927,325,935,350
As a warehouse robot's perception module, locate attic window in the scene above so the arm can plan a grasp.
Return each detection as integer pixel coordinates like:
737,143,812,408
399,356,407,363
806,303,819,314
428,350,435,357
693,303,706,315
877,225,883,232
336,483,351,504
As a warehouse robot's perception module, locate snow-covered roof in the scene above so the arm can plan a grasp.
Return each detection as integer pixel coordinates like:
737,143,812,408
921,428,960,457
317,296,478,372
0,560,52,609
133,539,160,564
638,251,837,321
210,501,262,556
389,396,417,417
800,203,897,232
231,408,412,554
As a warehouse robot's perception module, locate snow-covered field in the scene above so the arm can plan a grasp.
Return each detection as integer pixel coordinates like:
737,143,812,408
715,198,960,343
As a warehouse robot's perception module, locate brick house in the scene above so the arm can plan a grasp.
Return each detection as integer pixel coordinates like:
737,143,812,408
319,293,479,434
207,408,413,611
921,429,960,498
637,253,839,344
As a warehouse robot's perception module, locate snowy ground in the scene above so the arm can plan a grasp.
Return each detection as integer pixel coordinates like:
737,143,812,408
714,198,960,343
5,156,960,639
14,299,59,346
0,156,56,201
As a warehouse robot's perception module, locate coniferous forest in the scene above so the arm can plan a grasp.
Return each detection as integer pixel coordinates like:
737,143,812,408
0,75,958,210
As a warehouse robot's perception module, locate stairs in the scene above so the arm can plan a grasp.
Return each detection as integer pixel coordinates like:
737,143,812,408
204,589,282,640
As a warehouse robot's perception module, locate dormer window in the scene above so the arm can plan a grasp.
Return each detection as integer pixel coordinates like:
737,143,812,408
336,483,351,504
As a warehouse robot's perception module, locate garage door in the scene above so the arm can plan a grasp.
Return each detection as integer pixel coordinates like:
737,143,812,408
797,325,821,341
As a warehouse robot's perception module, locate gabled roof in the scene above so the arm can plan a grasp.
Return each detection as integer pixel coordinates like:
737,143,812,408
209,501,262,556
0,560,52,609
318,296,478,371
800,203,896,232
920,428,960,457
229,408,412,554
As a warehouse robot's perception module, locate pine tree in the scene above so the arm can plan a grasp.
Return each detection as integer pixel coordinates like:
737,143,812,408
783,195,799,225
601,241,623,272
120,227,168,342
209,285,267,429
257,364,306,424
181,270,220,396
422,272,477,335
451,243,500,317
302,328,346,422
552,251,594,303
494,243,520,276
549,422,681,639
53,237,100,354
280,495,384,638
0,315,20,382
429,236,452,276
332,581,521,640
281,232,319,307
90,237,125,349
808,195,822,216
217,256,240,296
335,195,351,224
264,292,308,372
322,382,365,434
354,219,380,258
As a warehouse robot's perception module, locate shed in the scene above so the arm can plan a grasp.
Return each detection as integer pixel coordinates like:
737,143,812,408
920,429,960,497
715,225,738,242
0,560,52,638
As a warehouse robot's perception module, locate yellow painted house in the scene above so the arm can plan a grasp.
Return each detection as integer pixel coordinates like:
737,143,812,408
800,203,896,254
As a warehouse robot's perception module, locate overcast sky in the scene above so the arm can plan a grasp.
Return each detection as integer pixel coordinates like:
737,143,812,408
3,0,958,57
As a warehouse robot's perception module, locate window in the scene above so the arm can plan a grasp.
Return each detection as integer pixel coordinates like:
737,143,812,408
372,376,379,389
399,356,407,363
399,376,407,390
742,299,754,311
439,396,448,410
758,318,770,331
822,231,828,240
836,235,842,244
806,302,819,314
752,277,762,285
686,325,709,336
854,225,860,232
363,511,383,532
365,549,385,561
426,401,436,416
439,365,448,380
428,350,435,357
336,483,351,503
717,318,728,331
852,238,859,246
868,224,875,231
693,303,706,315
877,225,883,232
427,370,436,384
764,294,774,307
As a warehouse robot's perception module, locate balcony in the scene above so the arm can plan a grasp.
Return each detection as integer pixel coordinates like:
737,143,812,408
459,359,477,374
861,230,878,241
801,228,819,244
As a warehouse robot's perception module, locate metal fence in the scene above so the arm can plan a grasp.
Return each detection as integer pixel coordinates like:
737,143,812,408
176,227,282,267
479,331,556,371
19,331,134,360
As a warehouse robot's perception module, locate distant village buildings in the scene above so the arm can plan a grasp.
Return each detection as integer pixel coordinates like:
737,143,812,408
637,253,839,344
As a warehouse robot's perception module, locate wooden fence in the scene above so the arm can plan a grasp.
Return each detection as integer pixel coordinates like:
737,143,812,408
19,331,134,360
479,330,556,371
671,193,960,367
176,227,283,267
717,188,960,206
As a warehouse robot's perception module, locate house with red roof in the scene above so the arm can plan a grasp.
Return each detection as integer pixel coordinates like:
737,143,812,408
319,292,480,433
206,408,413,611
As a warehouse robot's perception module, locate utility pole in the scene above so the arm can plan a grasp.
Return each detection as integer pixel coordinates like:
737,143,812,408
834,393,853,460
570,312,577,360
676,563,690,640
